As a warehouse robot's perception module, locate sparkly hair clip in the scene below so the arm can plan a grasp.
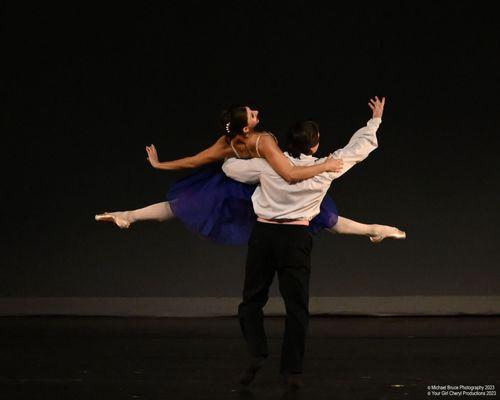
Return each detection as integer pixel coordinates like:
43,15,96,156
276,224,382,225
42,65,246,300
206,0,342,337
225,122,231,133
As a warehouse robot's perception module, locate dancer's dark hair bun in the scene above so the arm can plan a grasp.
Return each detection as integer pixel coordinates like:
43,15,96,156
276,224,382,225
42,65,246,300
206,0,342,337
220,105,248,140
286,120,320,158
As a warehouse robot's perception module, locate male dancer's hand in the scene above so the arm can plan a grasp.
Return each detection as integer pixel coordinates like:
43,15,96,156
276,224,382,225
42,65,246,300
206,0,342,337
369,96,386,118
146,144,160,168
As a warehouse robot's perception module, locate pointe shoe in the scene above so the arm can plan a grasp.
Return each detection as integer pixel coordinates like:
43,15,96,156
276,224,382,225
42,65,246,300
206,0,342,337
95,212,131,229
370,228,406,243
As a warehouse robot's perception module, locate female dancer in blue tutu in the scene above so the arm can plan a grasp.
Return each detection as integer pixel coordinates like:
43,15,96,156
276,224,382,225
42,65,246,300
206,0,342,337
95,97,405,244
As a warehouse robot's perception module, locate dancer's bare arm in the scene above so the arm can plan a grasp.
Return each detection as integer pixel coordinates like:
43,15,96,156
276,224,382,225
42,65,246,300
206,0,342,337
146,136,234,170
257,136,343,184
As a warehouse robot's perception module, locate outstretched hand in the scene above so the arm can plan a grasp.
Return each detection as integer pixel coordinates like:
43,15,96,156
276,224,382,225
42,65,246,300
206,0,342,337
146,144,160,168
368,96,385,118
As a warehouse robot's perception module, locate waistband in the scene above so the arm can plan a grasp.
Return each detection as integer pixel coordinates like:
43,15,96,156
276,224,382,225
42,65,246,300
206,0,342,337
257,217,309,226
254,220,310,231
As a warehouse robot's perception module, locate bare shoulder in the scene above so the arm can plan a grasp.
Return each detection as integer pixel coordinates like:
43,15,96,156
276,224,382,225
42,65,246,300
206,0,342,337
214,135,230,147
264,131,278,142
257,132,279,150
203,135,233,159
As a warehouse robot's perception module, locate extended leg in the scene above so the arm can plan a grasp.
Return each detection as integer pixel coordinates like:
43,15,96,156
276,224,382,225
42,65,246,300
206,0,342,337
95,201,174,228
328,216,406,243
129,201,174,222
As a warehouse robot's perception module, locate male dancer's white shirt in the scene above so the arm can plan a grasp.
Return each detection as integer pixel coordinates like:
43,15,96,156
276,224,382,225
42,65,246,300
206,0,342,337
222,117,381,222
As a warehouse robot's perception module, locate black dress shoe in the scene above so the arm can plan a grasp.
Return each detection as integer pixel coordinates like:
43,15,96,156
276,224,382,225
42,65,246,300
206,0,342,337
238,356,267,385
282,373,304,389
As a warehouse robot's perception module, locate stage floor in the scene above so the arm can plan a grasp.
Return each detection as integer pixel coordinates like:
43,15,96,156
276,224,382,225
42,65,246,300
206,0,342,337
0,316,499,399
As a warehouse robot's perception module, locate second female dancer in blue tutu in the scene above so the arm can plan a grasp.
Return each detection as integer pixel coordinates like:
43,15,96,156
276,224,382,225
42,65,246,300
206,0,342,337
95,97,405,243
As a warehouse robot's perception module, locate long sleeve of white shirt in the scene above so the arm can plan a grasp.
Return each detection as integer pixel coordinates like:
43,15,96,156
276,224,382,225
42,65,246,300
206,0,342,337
322,117,381,180
222,157,267,184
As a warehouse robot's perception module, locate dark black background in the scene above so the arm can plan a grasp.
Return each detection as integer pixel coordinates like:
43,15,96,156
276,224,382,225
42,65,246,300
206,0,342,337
2,2,499,297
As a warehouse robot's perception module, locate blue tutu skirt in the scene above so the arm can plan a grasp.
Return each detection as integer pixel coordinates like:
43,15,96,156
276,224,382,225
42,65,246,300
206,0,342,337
166,162,338,245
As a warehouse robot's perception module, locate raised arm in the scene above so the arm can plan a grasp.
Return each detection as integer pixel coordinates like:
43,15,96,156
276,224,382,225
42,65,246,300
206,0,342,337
327,96,385,180
258,136,343,184
146,136,233,170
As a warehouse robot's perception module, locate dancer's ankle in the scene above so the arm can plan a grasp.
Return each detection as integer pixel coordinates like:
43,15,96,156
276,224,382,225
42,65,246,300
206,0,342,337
368,224,379,237
125,211,136,224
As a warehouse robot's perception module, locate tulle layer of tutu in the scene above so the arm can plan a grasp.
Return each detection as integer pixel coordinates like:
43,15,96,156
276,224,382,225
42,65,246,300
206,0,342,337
167,163,338,245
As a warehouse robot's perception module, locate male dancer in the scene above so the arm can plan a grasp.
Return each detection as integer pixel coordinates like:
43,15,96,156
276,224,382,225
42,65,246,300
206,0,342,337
222,96,398,389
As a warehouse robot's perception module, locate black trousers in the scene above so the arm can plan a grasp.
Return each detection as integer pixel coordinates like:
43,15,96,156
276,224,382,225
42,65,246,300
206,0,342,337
238,221,313,374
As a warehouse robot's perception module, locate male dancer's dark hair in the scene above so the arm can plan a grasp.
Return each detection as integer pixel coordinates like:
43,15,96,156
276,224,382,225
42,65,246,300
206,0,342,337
285,120,320,158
